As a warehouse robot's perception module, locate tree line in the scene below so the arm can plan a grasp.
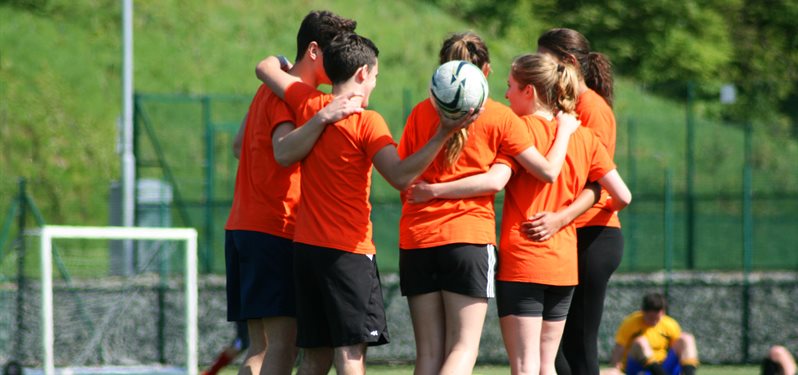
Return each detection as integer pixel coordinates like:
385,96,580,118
431,0,798,135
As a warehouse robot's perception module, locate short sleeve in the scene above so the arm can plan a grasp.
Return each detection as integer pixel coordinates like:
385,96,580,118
361,111,397,160
284,82,326,123
493,153,519,173
577,90,617,159
586,131,617,182
266,93,294,131
398,100,436,160
499,112,535,157
614,314,636,347
397,107,419,159
666,317,683,344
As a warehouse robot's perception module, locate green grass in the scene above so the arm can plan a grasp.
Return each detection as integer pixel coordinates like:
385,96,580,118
217,364,760,375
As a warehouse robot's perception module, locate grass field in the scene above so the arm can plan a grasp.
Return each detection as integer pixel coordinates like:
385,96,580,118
218,364,761,374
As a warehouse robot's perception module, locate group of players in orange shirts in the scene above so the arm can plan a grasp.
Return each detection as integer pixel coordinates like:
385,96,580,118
223,9,631,375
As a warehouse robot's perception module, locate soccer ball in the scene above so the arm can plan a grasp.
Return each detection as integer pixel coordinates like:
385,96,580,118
430,60,489,120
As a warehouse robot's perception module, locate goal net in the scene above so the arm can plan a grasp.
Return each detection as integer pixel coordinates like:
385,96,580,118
34,226,198,375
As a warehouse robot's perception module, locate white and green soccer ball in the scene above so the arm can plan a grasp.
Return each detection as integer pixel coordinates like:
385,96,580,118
430,60,489,120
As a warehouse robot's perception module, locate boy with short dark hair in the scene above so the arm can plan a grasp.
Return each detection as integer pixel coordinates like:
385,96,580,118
224,10,360,375
256,31,480,375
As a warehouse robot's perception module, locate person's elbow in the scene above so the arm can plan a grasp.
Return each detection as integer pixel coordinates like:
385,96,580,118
255,59,270,82
613,192,632,211
273,147,297,167
389,175,413,191
539,167,558,183
485,179,505,194
275,157,293,168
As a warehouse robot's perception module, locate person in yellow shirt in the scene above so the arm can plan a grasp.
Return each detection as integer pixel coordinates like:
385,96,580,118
606,293,699,375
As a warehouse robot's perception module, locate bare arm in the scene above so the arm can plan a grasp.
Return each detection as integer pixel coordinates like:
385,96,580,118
255,55,299,99
406,163,512,203
521,182,601,241
272,92,364,166
513,112,579,183
232,115,247,159
373,109,481,191
597,169,632,211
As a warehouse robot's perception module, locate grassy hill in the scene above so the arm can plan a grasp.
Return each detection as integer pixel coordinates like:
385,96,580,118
2,0,797,272
1,0,513,224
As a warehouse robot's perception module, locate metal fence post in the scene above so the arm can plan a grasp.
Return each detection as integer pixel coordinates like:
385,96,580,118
742,121,753,363
627,118,637,271
202,96,214,274
403,87,412,124
664,169,674,297
685,82,696,269
15,178,27,360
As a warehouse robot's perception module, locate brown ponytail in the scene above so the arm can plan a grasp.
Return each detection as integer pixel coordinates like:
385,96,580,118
438,32,491,167
585,52,614,107
537,28,614,108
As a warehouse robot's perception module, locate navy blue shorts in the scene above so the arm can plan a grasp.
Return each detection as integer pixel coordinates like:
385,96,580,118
293,243,389,348
625,349,682,375
496,281,574,321
225,230,295,321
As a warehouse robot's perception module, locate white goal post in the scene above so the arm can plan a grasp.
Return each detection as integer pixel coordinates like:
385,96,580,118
36,225,198,375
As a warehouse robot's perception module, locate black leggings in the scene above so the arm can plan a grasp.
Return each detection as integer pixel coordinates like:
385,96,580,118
555,226,624,375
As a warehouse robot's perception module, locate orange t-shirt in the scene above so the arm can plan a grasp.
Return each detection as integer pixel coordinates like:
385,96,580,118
397,98,534,249
224,84,298,239
284,83,396,254
574,88,621,228
497,115,615,285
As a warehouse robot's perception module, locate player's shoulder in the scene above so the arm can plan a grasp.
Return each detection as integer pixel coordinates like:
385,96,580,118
661,314,681,327
361,109,386,122
481,99,522,127
624,310,645,323
616,311,643,334
577,90,614,121
341,109,387,130
410,98,436,116
575,125,598,140
484,98,514,116
285,81,327,101
577,89,607,108
252,84,278,103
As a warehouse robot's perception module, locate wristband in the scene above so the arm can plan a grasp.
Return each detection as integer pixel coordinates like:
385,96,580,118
277,55,291,70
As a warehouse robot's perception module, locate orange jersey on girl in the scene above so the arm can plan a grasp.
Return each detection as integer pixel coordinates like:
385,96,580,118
285,83,396,254
398,98,533,249
225,84,299,239
498,115,615,285
574,88,621,228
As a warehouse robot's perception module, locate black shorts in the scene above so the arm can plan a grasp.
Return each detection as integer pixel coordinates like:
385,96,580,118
225,230,296,321
399,243,497,298
496,281,574,321
293,243,390,348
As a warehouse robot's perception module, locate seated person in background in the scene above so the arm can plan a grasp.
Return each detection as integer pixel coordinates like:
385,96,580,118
605,292,699,375
762,345,796,375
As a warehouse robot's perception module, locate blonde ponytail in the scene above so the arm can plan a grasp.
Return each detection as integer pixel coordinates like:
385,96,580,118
555,63,578,115
443,129,468,168
511,53,578,115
